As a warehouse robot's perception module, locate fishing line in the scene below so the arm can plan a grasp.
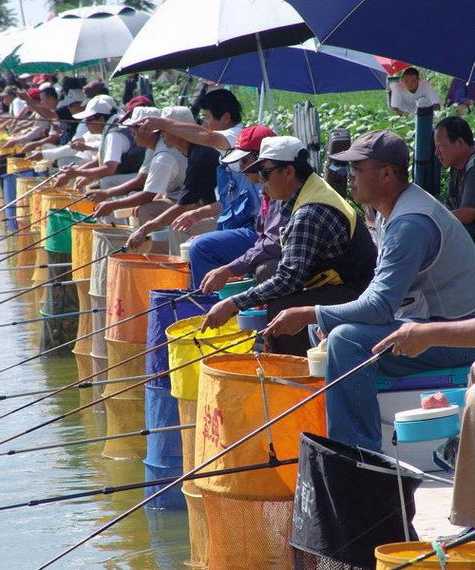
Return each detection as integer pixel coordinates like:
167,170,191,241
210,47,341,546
0,194,86,243
0,330,256,445
0,288,200,375
36,346,390,569
0,277,88,295
0,458,298,512
0,170,65,216
0,307,105,329
0,423,196,457
0,262,71,272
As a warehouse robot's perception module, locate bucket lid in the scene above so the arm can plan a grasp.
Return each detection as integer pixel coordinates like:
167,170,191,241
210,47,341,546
395,405,459,422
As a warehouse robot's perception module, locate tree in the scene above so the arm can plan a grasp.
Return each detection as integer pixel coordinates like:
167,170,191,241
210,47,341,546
47,0,156,14
0,0,17,30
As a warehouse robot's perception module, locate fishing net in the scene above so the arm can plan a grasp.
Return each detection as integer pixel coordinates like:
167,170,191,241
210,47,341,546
290,434,422,570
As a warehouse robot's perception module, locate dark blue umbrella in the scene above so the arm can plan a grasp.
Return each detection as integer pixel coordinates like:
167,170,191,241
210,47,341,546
191,41,387,94
286,0,475,82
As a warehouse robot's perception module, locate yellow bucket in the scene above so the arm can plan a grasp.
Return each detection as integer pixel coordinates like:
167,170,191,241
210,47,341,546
0,145,21,157
15,231,39,283
7,156,34,174
376,542,475,569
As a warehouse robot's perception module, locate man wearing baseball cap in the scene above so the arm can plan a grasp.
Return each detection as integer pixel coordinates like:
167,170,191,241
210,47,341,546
203,135,377,356
55,94,145,191
266,129,475,452
196,124,287,292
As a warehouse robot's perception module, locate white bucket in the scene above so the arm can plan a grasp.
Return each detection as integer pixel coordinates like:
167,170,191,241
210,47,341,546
180,239,193,262
307,340,327,377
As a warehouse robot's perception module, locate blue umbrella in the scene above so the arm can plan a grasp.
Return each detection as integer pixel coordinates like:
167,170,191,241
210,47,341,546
190,40,387,94
286,0,475,82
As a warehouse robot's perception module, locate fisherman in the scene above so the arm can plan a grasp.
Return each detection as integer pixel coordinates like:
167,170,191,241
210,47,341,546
138,89,262,267
435,116,475,240
203,135,377,356
390,67,440,115
53,94,145,191
199,124,286,291
265,130,475,450
374,320,475,535
1,88,49,147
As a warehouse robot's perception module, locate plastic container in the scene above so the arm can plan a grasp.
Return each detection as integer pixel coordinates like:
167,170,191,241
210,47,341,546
307,339,327,377
218,277,255,300
394,405,460,443
179,239,193,262
237,308,267,331
420,387,467,408
375,541,475,569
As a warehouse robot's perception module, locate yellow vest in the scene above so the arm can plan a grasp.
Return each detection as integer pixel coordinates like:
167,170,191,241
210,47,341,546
291,173,357,288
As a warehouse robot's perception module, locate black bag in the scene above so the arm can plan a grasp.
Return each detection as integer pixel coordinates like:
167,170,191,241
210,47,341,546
291,433,421,569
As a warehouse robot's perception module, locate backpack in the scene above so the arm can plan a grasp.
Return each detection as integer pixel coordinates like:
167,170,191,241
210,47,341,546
216,165,261,231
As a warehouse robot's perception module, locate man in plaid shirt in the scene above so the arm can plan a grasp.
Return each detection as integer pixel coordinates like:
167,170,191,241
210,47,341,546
202,136,376,355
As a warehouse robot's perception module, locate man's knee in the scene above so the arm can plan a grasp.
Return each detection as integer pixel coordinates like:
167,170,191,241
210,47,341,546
327,323,361,348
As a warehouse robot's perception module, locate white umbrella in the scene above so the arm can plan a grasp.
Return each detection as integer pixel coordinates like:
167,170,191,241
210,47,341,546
113,0,313,75
16,5,149,68
0,27,32,67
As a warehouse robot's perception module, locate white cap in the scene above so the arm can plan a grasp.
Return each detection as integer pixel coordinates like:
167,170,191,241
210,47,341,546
258,136,305,162
58,89,86,109
39,82,53,92
161,105,195,124
122,106,161,126
73,94,116,119
18,73,31,80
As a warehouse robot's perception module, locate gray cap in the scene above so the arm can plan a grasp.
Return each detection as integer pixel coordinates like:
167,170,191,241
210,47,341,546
330,130,410,168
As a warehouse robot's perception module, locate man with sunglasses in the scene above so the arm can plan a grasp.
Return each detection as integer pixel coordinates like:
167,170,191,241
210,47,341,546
202,135,377,356
266,129,475,452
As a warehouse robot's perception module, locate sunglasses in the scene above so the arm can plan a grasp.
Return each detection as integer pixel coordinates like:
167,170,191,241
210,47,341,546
258,165,284,181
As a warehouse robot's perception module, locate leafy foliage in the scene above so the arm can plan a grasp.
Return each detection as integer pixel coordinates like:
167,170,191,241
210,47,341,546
0,0,16,30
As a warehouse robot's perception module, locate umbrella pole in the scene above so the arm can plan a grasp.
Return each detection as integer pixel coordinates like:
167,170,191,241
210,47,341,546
256,33,278,132
258,81,265,123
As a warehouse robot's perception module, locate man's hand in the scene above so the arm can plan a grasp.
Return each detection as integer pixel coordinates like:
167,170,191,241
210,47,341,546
94,201,116,217
22,141,39,154
53,172,71,187
201,299,238,332
2,139,16,149
74,176,88,191
29,151,43,161
126,227,147,249
171,209,201,232
86,189,109,203
138,117,165,137
372,322,431,358
200,266,234,294
264,307,316,338
70,138,89,152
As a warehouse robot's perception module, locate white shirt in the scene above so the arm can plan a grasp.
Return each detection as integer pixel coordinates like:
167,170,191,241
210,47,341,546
139,148,154,175
102,130,131,164
10,97,27,118
143,139,187,200
391,79,440,114
217,123,243,155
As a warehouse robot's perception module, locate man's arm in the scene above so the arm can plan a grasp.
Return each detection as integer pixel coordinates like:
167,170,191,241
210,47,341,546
316,215,440,335
139,118,231,150
94,190,154,217
87,172,147,202
453,166,475,224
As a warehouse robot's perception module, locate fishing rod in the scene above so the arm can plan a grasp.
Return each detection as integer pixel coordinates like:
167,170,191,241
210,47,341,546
0,246,43,255
0,278,88,295
0,262,71,272
392,529,475,569
0,307,105,329
0,422,196,457
0,210,96,266
0,288,200,375
36,345,391,569
0,330,256,444
0,170,65,216
0,457,298,513
0,373,153,400
0,194,87,243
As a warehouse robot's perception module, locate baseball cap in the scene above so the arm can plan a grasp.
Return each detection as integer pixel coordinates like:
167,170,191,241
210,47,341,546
161,105,195,124
221,125,276,164
57,89,86,109
122,106,161,126
243,135,306,172
0,85,17,98
73,94,115,119
27,87,41,101
120,95,153,122
329,130,410,168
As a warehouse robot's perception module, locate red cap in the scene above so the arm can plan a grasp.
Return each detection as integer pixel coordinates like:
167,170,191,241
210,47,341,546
221,125,276,164
27,88,41,101
125,95,153,113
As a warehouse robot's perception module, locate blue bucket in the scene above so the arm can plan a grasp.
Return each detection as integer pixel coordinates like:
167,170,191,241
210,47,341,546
395,406,460,443
144,289,217,509
218,278,255,300
2,170,36,231
237,307,268,331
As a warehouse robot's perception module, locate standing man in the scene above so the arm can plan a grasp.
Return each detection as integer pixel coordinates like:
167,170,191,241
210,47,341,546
435,116,475,239
391,67,440,115
265,130,475,450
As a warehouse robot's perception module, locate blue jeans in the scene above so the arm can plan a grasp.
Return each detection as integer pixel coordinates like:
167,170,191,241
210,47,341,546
189,228,257,288
309,321,475,451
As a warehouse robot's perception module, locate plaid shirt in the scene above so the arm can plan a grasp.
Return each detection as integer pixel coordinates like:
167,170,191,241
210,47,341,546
232,191,351,310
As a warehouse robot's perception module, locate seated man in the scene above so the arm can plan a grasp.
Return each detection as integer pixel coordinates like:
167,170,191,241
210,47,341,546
54,94,145,191
374,320,475,533
199,124,286,291
265,130,475,451
1,88,49,147
138,89,261,273
435,116,475,239
203,136,377,356
391,67,440,115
